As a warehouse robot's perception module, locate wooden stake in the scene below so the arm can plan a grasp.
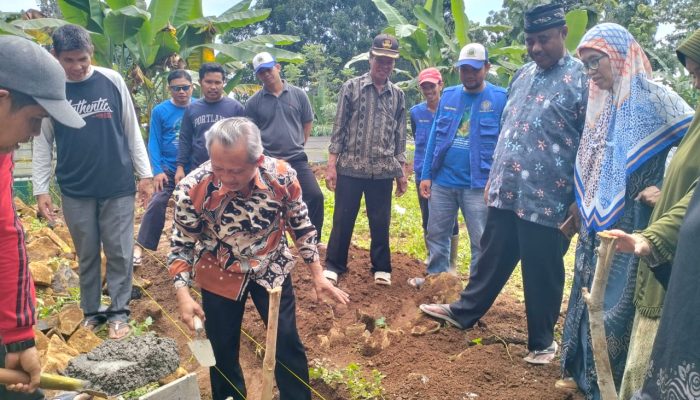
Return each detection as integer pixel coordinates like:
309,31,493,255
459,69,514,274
582,232,618,400
260,286,282,400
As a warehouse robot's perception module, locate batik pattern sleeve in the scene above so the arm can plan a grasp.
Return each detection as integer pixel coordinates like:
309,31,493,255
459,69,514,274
394,90,407,166
168,173,204,285
328,80,352,155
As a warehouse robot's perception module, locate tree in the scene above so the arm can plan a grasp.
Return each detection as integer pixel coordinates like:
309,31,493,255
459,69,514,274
2,0,303,123
223,0,422,65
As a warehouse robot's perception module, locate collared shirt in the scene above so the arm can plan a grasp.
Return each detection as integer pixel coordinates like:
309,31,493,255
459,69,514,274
328,73,407,179
168,156,318,301
488,55,588,228
245,80,314,161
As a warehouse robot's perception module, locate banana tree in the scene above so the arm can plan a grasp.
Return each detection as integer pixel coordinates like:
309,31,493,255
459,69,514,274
348,0,524,88
361,0,589,89
5,0,303,125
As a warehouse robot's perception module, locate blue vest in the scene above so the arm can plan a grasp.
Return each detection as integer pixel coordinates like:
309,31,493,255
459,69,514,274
425,82,507,188
409,102,434,179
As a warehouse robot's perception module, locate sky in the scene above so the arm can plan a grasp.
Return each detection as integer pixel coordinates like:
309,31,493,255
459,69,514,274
4,0,500,23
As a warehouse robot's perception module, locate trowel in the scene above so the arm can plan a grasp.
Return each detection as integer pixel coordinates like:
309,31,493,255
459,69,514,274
0,368,109,397
188,315,216,367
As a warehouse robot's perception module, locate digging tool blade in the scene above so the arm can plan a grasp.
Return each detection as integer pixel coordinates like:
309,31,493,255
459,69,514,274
188,316,216,367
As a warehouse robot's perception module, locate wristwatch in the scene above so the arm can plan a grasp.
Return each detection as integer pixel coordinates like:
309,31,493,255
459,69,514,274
4,338,36,353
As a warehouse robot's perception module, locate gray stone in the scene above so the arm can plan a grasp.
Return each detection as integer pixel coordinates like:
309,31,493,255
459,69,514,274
64,333,179,396
52,263,80,294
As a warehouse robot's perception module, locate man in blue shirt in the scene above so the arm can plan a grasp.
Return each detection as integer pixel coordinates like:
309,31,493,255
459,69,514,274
418,44,506,286
133,70,193,265
420,4,588,365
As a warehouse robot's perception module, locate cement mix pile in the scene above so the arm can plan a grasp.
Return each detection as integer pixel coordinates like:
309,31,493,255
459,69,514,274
64,333,179,395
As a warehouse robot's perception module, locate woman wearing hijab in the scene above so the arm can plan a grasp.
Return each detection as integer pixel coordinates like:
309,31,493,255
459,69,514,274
559,23,694,399
615,27,700,400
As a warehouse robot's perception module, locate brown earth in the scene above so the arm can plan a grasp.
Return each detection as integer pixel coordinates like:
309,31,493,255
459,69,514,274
131,216,584,400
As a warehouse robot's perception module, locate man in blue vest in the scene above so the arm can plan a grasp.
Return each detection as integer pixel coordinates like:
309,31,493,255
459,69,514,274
418,43,507,284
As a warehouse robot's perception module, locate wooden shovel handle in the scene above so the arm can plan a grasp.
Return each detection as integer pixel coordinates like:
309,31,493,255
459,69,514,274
0,368,89,391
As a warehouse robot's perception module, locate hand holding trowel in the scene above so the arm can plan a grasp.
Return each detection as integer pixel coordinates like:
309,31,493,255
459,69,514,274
188,315,216,367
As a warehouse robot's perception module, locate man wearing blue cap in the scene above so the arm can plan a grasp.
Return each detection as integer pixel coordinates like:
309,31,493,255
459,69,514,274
420,3,588,365
416,43,507,287
245,52,324,242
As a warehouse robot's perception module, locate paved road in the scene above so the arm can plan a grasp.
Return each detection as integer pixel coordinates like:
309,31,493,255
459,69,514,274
306,136,415,165
306,136,330,164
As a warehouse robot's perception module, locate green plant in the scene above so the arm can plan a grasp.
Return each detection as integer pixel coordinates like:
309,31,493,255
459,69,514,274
122,382,160,399
36,287,81,320
129,316,154,336
309,361,386,400
374,317,387,329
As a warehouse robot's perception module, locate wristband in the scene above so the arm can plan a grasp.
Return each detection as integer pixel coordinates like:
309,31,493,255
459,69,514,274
4,338,36,353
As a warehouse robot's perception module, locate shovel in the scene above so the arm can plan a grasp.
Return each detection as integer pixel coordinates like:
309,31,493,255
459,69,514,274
188,315,216,367
0,368,109,398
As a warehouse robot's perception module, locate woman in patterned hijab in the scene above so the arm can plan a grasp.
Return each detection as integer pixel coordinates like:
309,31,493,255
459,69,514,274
559,23,694,399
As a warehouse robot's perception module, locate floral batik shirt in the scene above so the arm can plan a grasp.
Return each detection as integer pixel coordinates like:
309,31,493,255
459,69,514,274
488,55,588,228
168,156,318,301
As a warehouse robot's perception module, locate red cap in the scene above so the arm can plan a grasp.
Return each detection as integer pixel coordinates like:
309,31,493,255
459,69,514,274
418,67,442,85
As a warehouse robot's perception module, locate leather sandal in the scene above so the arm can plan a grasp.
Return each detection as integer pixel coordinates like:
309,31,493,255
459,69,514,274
108,321,132,340
374,271,391,286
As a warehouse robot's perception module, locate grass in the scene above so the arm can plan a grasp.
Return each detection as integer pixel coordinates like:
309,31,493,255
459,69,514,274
317,163,578,302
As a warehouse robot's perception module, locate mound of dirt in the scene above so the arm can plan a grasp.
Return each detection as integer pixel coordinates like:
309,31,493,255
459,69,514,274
133,237,583,399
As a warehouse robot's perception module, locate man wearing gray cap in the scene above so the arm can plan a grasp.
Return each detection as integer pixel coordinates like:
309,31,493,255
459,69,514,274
245,52,324,241
0,35,84,399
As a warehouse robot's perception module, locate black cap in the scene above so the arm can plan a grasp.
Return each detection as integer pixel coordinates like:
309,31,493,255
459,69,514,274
370,34,399,59
524,3,566,33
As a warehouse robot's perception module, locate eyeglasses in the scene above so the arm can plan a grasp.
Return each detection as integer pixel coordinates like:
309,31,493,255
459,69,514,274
582,56,606,72
170,85,192,92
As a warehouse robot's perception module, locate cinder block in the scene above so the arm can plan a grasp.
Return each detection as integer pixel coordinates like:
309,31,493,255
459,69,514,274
139,373,200,400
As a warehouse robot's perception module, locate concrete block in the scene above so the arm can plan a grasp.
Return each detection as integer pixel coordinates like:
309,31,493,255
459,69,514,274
139,373,200,400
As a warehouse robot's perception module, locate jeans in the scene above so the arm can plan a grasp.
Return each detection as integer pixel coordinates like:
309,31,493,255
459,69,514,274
426,184,486,275
416,180,458,237
202,277,310,400
136,170,175,250
325,175,393,275
62,194,134,323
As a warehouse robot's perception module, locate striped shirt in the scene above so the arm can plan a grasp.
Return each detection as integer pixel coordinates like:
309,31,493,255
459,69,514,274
329,73,407,179
0,153,35,344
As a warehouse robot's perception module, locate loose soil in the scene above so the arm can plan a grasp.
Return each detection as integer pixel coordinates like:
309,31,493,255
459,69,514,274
131,209,584,400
